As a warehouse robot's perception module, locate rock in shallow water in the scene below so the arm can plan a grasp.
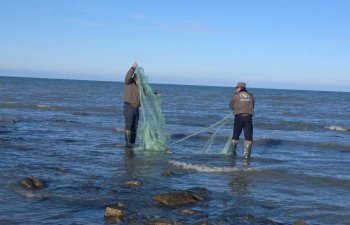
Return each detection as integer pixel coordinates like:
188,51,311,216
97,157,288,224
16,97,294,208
104,207,126,218
162,171,173,176
124,180,142,187
180,208,202,215
191,221,211,225
145,219,176,225
20,176,44,189
154,187,209,206
293,220,309,225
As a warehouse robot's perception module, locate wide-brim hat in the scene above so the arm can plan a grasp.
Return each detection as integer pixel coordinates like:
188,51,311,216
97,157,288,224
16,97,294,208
235,82,246,88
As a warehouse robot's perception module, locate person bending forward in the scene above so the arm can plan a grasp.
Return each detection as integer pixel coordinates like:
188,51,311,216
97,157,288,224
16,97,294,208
229,82,255,159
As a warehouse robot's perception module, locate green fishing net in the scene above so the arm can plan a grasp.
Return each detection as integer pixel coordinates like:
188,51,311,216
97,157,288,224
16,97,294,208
133,66,232,153
136,67,169,151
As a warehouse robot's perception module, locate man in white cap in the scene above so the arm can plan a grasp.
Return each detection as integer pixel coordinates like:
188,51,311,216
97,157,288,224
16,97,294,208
229,82,255,159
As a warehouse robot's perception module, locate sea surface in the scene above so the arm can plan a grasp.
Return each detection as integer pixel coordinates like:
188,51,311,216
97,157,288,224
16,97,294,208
0,76,349,225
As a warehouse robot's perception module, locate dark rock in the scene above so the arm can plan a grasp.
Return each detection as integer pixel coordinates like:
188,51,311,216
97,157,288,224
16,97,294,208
145,219,176,225
293,220,309,225
191,220,211,225
242,214,255,220
162,171,173,176
20,176,44,189
262,218,283,225
187,187,210,200
124,180,142,187
154,191,198,206
240,215,283,225
154,187,209,206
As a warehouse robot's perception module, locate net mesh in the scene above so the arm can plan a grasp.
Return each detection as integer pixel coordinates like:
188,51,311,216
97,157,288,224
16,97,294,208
204,117,231,154
136,67,169,151
133,66,232,153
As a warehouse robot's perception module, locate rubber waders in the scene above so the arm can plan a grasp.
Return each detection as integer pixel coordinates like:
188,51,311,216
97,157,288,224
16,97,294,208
243,142,252,159
125,130,132,147
131,131,137,145
230,140,238,156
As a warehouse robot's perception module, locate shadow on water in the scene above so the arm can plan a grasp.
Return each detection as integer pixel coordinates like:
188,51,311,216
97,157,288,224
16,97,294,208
255,138,283,147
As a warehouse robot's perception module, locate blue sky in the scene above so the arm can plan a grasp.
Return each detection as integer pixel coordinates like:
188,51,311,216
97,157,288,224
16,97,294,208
0,0,349,91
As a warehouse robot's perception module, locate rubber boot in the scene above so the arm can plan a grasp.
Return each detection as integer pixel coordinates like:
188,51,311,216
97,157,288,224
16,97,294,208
125,130,132,147
230,140,238,156
243,142,252,159
131,131,137,145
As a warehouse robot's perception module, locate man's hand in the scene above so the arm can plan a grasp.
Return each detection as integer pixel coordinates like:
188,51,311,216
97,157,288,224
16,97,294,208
132,62,138,69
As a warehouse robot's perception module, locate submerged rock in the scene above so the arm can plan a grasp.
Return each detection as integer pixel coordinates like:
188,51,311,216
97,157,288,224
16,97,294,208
20,176,44,189
154,187,209,206
180,208,202,215
191,221,211,225
162,171,173,176
0,116,18,124
239,214,283,225
293,220,309,225
242,214,255,221
124,180,142,187
104,207,126,218
154,191,197,206
145,219,176,225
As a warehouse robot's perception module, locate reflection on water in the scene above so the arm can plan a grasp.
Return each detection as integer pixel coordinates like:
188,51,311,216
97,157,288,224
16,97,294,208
230,172,251,196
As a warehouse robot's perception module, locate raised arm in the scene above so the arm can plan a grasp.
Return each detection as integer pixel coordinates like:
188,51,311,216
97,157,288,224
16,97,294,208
124,62,138,84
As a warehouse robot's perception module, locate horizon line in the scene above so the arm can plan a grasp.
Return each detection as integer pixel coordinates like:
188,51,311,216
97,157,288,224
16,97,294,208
1,74,349,94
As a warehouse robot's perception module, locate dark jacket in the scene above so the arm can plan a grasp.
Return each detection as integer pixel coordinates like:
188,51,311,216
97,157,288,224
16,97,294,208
229,90,254,115
123,67,140,108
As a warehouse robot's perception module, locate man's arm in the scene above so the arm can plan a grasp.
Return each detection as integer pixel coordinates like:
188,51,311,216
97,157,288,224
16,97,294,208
229,95,235,110
125,67,135,84
124,62,138,84
251,93,255,109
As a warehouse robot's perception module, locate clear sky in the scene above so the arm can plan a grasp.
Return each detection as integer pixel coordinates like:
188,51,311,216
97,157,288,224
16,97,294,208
0,0,349,91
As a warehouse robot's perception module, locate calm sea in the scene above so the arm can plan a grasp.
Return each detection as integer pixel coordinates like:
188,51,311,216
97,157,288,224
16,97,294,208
0,76,349,225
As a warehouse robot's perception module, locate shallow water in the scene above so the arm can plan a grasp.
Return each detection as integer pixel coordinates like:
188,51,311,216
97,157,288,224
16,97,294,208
0,76,349,224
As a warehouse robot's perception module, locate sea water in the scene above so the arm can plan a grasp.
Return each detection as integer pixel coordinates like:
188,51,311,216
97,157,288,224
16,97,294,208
0,76,349,224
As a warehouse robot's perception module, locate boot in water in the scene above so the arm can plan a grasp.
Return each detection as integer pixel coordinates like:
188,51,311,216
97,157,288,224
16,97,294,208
230,140,238,156
131,131,137,145
125,130,132,147
243,142,252,159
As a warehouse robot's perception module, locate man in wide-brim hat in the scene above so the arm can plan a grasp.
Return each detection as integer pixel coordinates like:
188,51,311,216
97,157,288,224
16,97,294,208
229,82,255,160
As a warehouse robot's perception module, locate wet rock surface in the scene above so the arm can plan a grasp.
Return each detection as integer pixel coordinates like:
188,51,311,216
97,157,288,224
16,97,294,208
104,207,126,218
20,176,44,189
293,220,309,225
145,218,176,225
154,187,209,206
240,215,283,225
180,208,202,215
190,220,211,225
162,171,173,176
124,180,142,187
